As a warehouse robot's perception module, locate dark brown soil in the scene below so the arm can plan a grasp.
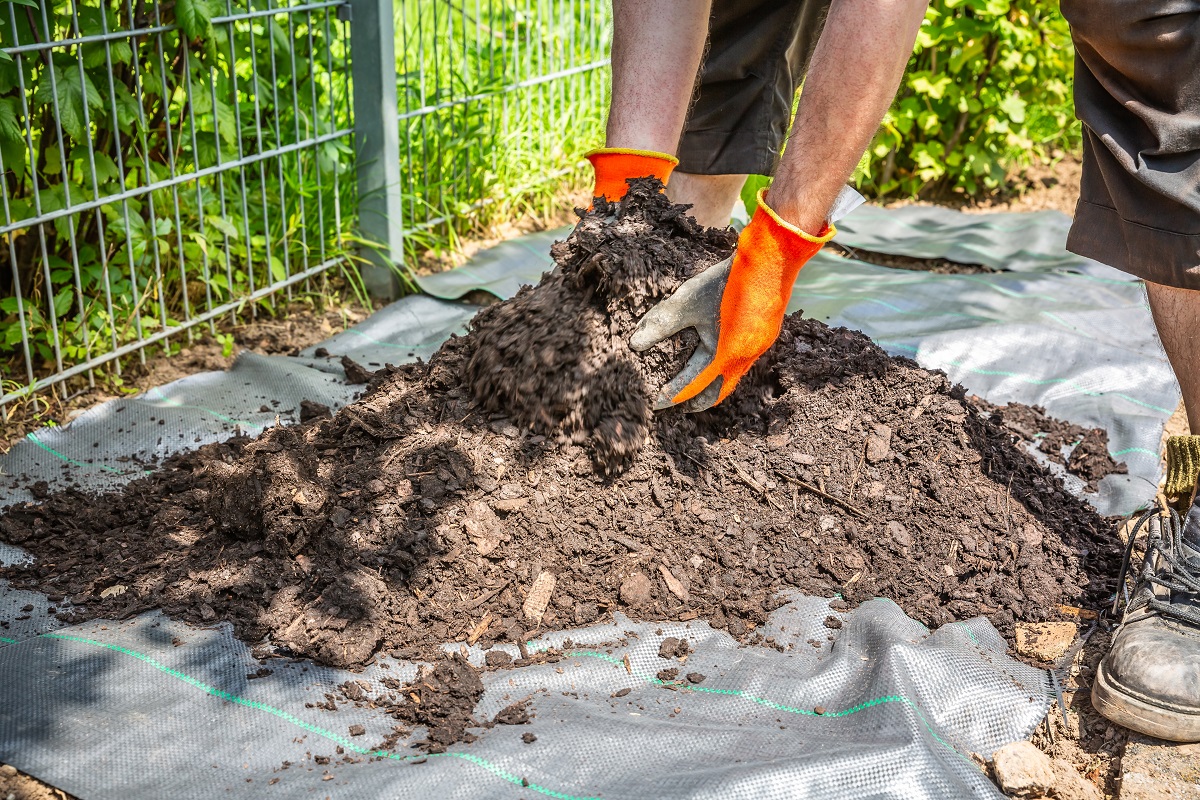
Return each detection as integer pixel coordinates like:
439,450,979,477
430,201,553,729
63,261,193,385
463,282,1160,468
827,242,1000,275
974,400,1128,492
392,654,484,752
0,180,1122,679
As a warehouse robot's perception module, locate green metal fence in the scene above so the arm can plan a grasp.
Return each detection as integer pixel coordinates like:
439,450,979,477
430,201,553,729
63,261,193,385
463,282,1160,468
0,0,611,418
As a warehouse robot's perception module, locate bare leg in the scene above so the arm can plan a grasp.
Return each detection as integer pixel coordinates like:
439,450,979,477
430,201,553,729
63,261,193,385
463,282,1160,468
1147,281,1200,433
668,172,748,228
606,0,712,154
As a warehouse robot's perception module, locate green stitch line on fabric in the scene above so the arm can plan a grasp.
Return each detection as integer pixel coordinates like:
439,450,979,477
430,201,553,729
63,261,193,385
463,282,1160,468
145,388,264,432
25,434,126,474
40,633,598,800
561,649,965,757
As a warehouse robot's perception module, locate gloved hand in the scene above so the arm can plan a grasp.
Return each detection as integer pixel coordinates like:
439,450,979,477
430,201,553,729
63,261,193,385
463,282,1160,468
630,188,835,411
585,148,679,204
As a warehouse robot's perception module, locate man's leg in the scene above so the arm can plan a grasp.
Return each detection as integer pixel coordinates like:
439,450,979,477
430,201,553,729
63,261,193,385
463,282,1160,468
605,0,711,155
1147,281,1200,432
668,172,747,228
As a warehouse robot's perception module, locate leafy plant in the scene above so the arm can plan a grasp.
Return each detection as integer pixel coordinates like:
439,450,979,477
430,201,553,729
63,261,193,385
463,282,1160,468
0,0,610,403
854,0,1080,198
0,0,356,390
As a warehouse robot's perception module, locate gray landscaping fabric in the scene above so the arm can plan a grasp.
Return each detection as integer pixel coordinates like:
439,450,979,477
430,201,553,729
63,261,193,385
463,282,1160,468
0,583,1047,799
0,204,1173,798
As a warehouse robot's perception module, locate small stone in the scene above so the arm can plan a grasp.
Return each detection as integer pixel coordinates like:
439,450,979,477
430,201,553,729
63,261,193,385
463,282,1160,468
813,705,826,715
991,741,1055,797
612,688,631,698
0,764,17,777
619,572,653,606
1014,622,1077,662
791,452,817,465
348,724,365,737
686,672,706,684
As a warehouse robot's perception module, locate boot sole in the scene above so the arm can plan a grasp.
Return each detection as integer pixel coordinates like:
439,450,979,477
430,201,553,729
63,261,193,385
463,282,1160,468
1092,661,1200,742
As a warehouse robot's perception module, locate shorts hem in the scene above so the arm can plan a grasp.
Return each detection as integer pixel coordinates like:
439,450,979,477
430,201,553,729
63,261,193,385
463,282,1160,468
677,129,778,176
1067,199,1200,290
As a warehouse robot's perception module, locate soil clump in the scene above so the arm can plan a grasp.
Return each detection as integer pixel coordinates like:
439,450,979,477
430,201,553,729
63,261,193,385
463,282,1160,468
0,180,1122,677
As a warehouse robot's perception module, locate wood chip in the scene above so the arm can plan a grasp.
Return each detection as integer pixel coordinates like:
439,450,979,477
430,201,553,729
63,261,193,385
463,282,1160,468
466,611,493,645
521,571,556,623
658,564,689,603
1057,604,1098,620
463,501,503,556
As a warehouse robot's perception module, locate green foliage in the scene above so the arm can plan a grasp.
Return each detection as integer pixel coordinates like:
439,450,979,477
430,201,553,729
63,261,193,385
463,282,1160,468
0,0,609,393
855,0,1081,198
0,0,356,381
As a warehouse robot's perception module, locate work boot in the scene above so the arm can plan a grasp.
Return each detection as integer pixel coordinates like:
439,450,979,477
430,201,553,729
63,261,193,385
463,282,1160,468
1092,495,1200,741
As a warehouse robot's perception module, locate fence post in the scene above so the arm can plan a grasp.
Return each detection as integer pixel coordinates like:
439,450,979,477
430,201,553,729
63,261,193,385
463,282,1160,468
350,0,403,300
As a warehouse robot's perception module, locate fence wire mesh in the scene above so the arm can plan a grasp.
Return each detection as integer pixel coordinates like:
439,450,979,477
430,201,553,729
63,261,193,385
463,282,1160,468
0,0,610,419
391,0,609,242
0,0,354,415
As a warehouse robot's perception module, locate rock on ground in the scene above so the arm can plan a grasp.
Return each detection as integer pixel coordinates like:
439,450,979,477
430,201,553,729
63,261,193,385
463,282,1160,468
992,740,1101,800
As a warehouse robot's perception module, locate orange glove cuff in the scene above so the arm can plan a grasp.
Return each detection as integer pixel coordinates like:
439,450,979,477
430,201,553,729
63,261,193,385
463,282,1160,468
737,187,836,289
585,148,679,203
672,188,835,406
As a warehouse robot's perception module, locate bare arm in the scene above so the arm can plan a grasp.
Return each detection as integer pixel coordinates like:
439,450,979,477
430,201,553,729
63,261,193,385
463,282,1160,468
769,0,929,233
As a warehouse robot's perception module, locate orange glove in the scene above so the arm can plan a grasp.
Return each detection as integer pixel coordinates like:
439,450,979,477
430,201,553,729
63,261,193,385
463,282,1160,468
585,148,679,204
631,188,835,410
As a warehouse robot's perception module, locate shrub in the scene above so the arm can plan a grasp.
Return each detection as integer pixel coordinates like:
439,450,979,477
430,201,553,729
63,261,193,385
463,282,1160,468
854,0,1081,198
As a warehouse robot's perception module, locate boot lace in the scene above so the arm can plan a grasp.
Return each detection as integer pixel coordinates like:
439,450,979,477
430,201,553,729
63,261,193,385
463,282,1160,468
1112,503,1200,627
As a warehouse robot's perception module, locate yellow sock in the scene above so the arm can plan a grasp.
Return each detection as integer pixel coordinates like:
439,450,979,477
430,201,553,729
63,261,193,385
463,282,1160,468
1164,435,1200,500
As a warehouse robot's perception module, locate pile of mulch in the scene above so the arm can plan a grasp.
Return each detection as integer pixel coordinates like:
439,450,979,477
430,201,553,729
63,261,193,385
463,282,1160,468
0,181,1122,675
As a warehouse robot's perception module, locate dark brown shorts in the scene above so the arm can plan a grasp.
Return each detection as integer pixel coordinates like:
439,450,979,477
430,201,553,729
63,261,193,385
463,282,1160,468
676,0,832,176
1061,0,1200,289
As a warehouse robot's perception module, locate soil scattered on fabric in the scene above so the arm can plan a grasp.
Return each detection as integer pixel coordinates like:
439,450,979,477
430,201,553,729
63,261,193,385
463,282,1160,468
828,242,999,275
391,654,485,752
973,400,1128,492
0,180,1122,684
